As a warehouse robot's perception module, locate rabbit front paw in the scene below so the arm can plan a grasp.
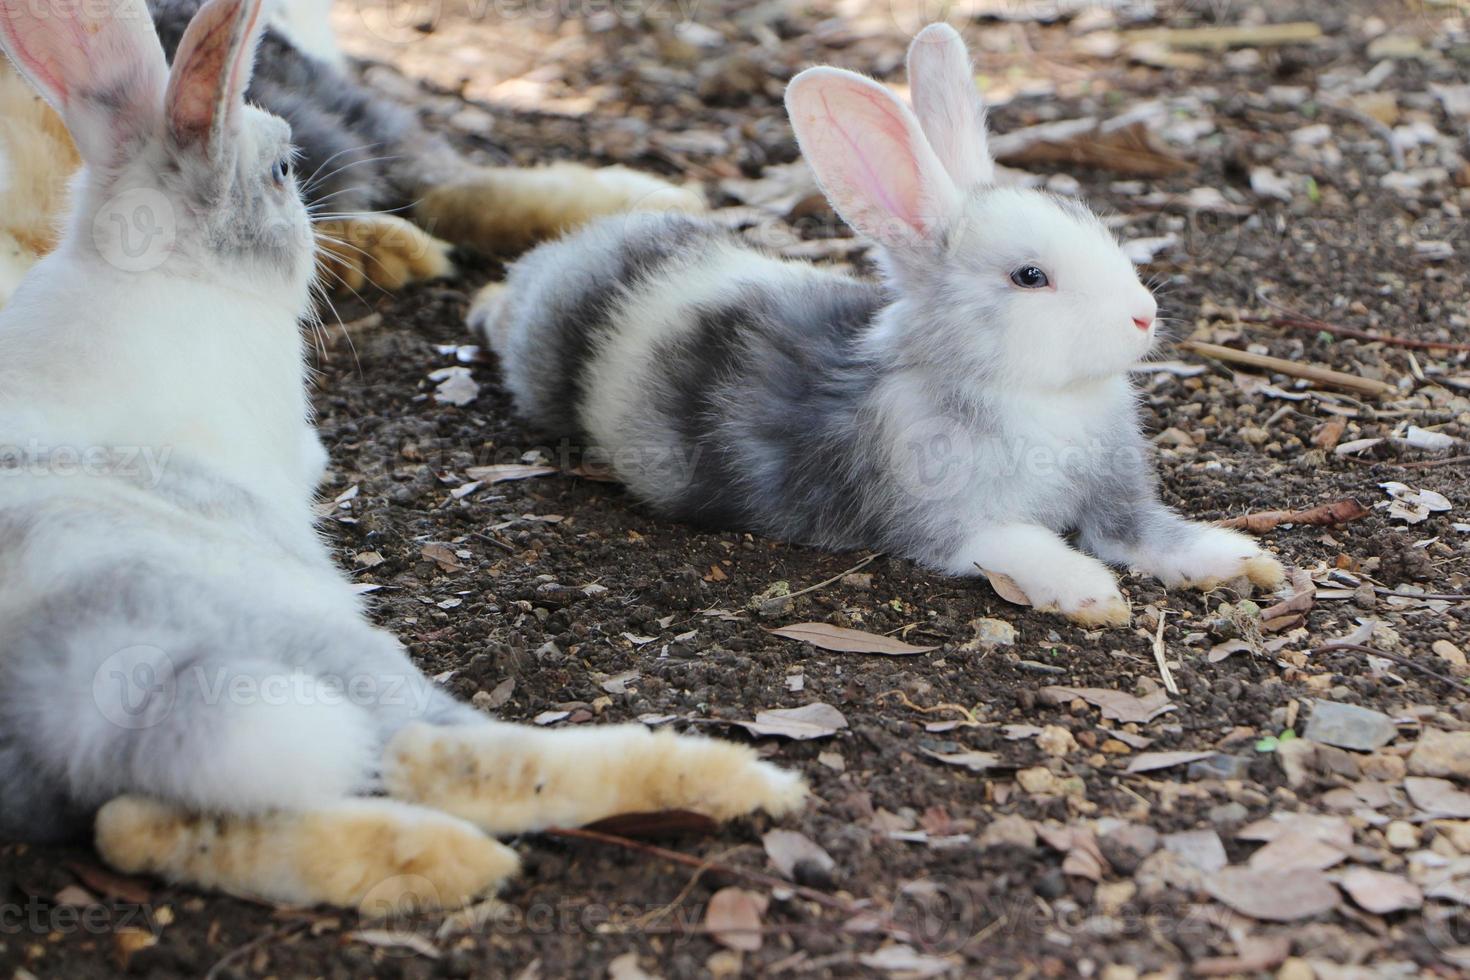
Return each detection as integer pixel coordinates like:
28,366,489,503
1013,563,1131,628
1139,526,1286,592
315,215,454,292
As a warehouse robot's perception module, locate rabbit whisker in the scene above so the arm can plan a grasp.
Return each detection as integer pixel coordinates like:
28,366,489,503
302,153,404,197
298,141,388,193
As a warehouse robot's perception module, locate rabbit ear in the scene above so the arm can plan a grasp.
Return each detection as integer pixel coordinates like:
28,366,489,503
165,0,265,157
0,0,167,168
785,67,959,249
905,23,994,191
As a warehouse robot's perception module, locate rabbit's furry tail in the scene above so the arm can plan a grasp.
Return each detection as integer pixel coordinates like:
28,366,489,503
417,162,705,256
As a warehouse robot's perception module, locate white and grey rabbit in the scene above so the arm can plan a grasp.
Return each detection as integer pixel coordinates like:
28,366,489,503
476,24,1284,628
0,0,802,909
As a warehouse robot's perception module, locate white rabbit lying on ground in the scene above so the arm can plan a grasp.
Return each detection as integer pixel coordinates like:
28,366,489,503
475,24,1284,628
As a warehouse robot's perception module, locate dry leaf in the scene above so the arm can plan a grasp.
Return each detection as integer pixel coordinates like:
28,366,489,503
429,366,479,407
1238,813,1353,849
1204,867,1340,922
485,677,515,709
463,464,558,483
761,829,836,880
600,670,640,695
996,119,1190,178
1126,750,1216,773
1036,825,1108,881
1039,686,1176,724
1208,639,1254,663
1339,868,1423,914
733,702,848,740
1260,567,1316,622
984,570,1032,606
769,623,936,655
65,862,153,905
705,887,767,952
1163,829,1228,873
420,543,466,573
1247,830,1346,872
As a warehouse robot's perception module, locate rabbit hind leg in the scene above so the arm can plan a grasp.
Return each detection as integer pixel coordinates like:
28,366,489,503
97,795,517,910
415,163,705,256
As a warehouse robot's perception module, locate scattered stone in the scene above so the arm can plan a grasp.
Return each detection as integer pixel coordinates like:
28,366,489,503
980,814,1038,851
1385,820,1419,850
1339,868,1423,915
1099,823,1160,874
1409,729,1470,781
963,617,1017,649
1361,753,1407,782
1209,802,1250,828
1017,767,1059,795
1163,829,1228,873
1277,957,1315,980
1037,725,1078,757
1204,867,1341,922
1432,640,1467,672
1134,849,1204,899
1303,701,1398,751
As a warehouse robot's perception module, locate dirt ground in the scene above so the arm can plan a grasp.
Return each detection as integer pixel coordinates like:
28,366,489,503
3,0,1470,977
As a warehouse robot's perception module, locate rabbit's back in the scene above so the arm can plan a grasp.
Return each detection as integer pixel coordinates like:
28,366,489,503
489,212,895,548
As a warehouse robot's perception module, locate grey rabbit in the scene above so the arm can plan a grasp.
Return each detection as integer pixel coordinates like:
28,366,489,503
474,24,1285,628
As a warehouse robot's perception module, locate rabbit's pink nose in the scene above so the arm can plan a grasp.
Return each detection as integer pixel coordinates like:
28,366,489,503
1132,316,1153,331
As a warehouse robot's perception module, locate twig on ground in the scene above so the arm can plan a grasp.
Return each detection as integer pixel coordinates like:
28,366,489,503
1218,498,1371,533
1398,454,1470,470
205,921,311,980
1179,341,1397,397
1243,312,1470,354
542,826,858,917
1312,641,1470,695
878,689,986,727
1152,611,1179,696
765,553,880,606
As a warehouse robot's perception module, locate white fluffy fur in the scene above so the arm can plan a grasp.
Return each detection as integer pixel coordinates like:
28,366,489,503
0,0,805,909
485,24,1284,628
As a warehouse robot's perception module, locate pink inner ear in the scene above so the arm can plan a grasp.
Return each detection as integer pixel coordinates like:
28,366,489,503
167,0,262,146
789,74,937,243
814,85,924,231
0,8,98,108
169,7,235,139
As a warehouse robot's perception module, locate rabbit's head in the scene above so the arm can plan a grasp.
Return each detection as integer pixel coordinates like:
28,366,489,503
0,0,312,305
786,24,1157,390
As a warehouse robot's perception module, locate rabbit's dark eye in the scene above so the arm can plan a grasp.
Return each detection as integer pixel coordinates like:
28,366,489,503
270,157,291,187
1010,265,1049,289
